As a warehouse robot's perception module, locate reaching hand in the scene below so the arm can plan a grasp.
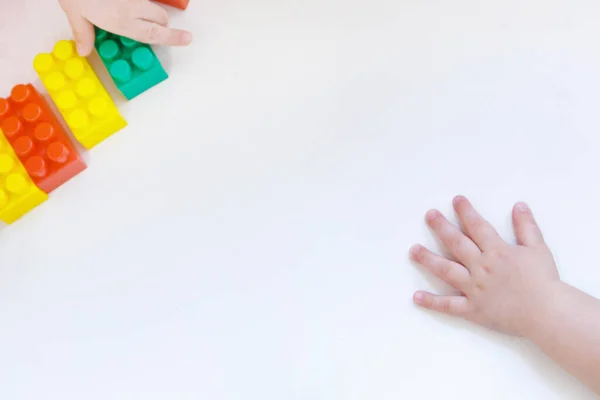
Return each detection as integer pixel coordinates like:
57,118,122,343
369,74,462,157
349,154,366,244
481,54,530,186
58,0,193,56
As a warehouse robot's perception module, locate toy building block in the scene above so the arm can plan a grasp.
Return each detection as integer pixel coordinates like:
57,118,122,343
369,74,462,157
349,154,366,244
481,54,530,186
0,84,87,193
95,29,168,100
33,40,127,149
0,127,48,224
154,0,189,10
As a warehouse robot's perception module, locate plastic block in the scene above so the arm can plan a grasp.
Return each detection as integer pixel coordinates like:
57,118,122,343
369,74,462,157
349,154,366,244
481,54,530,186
0,127,48,224
0,84,87,193
95,29,168,100
154,0,189,10
33,40,127,149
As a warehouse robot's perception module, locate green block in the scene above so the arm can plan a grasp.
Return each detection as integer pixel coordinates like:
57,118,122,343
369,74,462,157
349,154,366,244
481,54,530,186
94,28,168,100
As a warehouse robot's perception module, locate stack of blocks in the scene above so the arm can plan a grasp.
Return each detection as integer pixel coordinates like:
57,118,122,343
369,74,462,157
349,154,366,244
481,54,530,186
0,1,188,224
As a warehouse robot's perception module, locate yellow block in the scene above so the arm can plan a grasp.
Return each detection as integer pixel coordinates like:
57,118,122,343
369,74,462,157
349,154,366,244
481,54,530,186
34,40,127,149
0,128,48,224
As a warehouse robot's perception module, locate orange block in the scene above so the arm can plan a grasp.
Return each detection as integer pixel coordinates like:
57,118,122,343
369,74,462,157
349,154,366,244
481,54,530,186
154,0,189,10
0,84,86,193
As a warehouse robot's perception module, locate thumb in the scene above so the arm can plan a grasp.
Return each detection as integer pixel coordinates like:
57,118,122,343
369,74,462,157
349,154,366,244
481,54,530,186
512,202,545,247
66,14,96,56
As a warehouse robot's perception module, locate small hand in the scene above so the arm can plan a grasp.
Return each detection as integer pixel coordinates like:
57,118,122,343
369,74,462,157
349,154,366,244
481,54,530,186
410,196,560,336
58,0,193,56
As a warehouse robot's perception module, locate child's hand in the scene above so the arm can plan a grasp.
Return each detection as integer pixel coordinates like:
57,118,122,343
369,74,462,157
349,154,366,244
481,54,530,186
58,0,193,56
410,196,560,336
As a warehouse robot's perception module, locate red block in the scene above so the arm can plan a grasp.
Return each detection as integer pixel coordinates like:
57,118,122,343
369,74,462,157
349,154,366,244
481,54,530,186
154,0,189,10
0,84,86,193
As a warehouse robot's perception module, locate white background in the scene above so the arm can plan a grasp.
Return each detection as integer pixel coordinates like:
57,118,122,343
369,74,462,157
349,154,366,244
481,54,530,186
0,0,599,398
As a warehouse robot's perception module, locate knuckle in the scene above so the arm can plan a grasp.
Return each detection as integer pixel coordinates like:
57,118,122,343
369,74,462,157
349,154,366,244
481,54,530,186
439,263,453,280
146,24,161,41
437,298,453,313
481,261,493,273
469,217,486,232
488,249,506,262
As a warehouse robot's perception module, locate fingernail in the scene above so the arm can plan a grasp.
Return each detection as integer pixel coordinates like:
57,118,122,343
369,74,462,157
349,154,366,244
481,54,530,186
425,209,439,222
453,195,465,206
414,292,424,303
409,245,421,259
515,202,530,213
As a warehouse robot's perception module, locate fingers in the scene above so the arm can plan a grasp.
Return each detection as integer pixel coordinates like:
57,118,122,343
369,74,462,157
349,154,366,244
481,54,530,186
129,19,193,46
413,291,471,317
138,2,169,26
512,202,545,247
453,196,504,250
410,245,471,292
66,13,96,56
426,209,481,266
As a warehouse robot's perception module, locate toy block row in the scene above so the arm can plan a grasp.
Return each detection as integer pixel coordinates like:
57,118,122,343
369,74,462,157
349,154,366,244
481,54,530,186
0,25,175,224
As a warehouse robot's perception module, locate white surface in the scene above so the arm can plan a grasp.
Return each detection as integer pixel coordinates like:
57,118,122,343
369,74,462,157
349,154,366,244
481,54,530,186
0,0,599,398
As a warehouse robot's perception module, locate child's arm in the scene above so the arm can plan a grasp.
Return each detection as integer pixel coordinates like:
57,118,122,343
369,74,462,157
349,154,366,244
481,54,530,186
411,196,600,394
521,283,600,393
58,0,193,56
